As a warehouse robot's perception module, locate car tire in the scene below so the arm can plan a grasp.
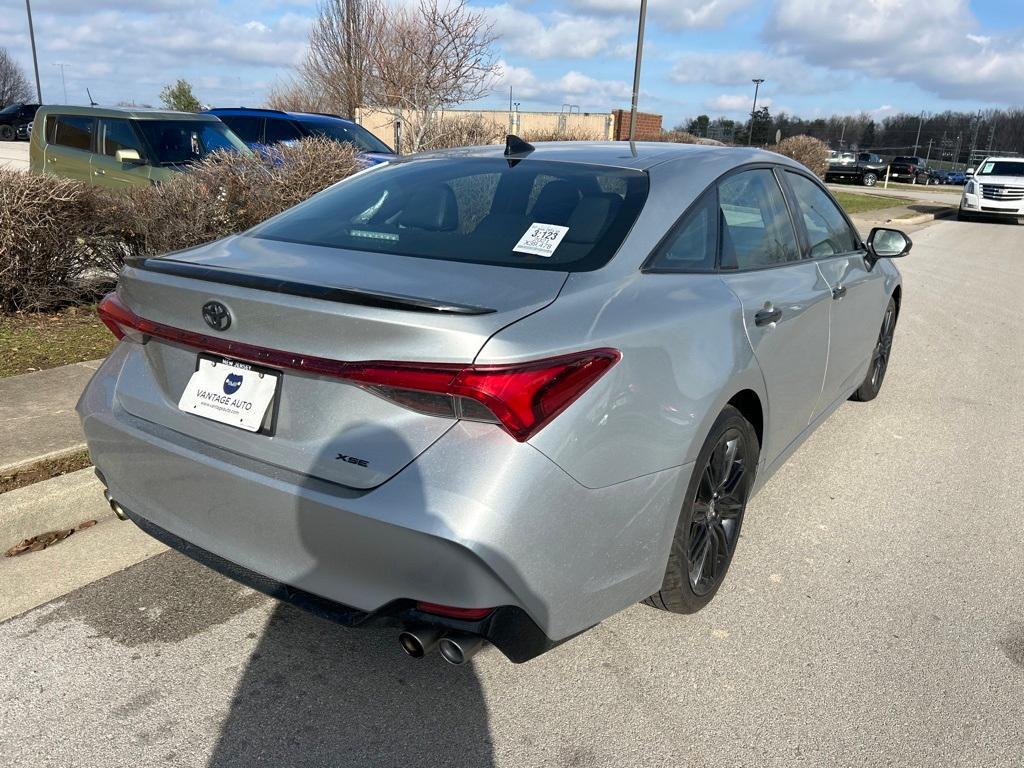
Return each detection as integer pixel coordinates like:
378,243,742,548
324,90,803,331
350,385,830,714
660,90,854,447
957,207,974,222
850,297,897,402
0,125,14,141
862,172,878,187
644,405,759,614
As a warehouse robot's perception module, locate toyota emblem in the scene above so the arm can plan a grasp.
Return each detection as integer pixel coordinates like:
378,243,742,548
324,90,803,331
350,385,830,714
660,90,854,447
201,301,231,332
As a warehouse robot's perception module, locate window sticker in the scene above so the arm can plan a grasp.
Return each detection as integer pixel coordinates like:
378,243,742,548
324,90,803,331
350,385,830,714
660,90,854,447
980,162,995,174
513,223,570,257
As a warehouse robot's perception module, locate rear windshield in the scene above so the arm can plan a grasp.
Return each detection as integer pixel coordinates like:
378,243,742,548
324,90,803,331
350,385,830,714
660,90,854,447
977,160,1024,177
250,157,649,271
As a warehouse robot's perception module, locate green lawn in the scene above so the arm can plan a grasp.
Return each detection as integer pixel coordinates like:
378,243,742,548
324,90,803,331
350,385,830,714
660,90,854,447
0,305,115,378
832,191,902,215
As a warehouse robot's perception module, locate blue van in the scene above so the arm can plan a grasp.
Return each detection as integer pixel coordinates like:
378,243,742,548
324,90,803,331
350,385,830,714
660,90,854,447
206,108,395,164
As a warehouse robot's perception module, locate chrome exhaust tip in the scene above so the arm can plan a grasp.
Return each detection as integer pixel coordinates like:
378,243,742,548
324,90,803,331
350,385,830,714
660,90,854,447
399,628,443,658
103,490,128,521
438,633,484,665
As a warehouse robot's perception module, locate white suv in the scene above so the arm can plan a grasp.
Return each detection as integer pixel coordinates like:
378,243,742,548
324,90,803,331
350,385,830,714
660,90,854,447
958,157,1024,222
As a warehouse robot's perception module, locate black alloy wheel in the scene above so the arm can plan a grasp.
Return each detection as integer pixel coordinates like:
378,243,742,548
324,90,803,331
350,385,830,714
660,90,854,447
687,427,749,596
851,296,898,402
644,405,759,613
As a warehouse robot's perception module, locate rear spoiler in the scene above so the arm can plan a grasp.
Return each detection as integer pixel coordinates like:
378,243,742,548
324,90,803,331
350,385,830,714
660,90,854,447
125,257,496,316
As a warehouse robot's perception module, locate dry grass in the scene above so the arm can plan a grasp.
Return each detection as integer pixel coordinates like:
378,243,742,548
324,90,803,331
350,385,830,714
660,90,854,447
0,305,115,378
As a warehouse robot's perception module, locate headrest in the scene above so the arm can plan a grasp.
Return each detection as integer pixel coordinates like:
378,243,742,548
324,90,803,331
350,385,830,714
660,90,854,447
399,184,459,232
531,180,581,225
565,194,621,244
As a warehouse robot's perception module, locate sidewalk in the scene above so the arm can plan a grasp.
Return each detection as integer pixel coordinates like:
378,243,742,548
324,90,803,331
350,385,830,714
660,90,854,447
0,359,102,475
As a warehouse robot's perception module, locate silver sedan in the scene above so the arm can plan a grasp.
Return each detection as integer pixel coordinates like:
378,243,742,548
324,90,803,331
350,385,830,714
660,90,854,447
81,139,909,664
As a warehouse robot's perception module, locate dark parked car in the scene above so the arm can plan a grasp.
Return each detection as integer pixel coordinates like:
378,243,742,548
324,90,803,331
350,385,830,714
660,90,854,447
0,103,40,141
927,169,951,184
888,156,929,184
824,152,887,186
206,108,395,164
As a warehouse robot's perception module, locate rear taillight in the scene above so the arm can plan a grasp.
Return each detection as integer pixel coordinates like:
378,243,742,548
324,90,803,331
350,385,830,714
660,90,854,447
98,292,146,343
345,350,620,441
96,292,619,442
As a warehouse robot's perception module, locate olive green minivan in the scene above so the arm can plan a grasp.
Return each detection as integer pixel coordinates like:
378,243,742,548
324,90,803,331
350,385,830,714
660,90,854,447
30,106,251,189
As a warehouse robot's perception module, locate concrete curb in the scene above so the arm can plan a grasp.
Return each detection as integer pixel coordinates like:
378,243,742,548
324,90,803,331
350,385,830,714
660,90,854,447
894,208,957,226
0,444,89,480
0,468,112,553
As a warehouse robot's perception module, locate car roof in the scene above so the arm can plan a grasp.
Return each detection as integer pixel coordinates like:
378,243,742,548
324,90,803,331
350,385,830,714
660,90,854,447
408,141,802,172
34,105,222,121
979,156,1023,163
207,107,357,126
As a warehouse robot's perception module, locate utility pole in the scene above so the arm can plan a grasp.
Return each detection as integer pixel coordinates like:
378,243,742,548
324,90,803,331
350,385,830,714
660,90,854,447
925,138,933,163
953,133,963,170
968,111,982,167
748,78,765,146
912,112,924,156
25,0,42,103
53,63,68,103
627,0,648,142
839,121,846,150
986,123,996,151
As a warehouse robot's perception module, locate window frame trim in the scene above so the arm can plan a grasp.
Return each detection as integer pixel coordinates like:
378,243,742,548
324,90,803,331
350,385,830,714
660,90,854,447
98,117,148,162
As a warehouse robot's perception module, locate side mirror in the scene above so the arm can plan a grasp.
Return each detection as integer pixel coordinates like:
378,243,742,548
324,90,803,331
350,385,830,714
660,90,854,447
866,227,912,262
965,167,975,177
115,148,143,164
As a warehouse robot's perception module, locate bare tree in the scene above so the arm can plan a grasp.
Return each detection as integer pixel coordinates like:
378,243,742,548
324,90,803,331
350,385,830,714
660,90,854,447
361,0,498,151
0,48,33,107
294,0,371,117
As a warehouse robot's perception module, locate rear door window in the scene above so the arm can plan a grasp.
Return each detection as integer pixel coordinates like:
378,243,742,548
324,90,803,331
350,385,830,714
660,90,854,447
219,115,263,144
718,169,800,270
263,118,302,144
53,115,95,152
647,190,717,272
251,157,649,272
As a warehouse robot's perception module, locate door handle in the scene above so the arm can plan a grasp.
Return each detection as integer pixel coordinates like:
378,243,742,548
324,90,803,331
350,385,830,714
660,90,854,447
832,285,847,300
754,305,783,326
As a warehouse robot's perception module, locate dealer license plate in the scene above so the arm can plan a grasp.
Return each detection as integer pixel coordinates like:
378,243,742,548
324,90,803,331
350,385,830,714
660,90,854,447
177,356,279,433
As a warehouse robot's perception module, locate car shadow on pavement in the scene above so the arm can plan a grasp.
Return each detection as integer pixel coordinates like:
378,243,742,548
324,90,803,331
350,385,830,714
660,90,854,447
208,424,496,768
207,604,494,768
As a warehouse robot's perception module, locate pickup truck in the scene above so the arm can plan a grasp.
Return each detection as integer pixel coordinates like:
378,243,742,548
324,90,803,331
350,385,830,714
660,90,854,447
824,152,888,187
888,156,930,184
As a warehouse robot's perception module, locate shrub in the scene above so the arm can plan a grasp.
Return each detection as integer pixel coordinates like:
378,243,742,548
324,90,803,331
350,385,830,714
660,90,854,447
0,171,101,311
417,113,506,151
774,135,829,178
520,126,604,143
0,138,363,312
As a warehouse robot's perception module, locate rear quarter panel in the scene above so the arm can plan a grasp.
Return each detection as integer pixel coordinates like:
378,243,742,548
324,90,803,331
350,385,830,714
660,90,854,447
478,271,765,490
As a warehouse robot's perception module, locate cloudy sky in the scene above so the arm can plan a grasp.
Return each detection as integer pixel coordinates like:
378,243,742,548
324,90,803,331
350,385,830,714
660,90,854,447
1,0,1022,124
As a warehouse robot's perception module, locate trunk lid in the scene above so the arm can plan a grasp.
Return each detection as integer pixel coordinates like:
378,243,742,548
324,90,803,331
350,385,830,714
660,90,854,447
113,235,566,489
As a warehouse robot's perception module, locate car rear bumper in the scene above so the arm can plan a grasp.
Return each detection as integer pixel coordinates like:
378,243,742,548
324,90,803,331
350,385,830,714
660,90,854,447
79,346,689,655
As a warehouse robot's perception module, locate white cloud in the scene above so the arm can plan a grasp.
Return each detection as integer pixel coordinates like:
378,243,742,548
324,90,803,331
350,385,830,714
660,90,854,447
493,60,632,110
486,4,630,60
570,0,754,30
705,93,772,113
668,50,844,94
767,0,1024,103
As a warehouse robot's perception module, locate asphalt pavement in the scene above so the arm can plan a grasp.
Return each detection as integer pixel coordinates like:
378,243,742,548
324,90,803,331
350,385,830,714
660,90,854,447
1,217,1022,767
0,141,29,172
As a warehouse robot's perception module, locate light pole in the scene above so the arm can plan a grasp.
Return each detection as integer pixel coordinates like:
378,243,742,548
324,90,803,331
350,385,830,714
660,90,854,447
747,78,764,146
628,0,648,142
25,0,42,103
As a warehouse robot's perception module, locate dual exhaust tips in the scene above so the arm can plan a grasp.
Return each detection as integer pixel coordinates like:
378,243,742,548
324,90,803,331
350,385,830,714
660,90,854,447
399,627,483,665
